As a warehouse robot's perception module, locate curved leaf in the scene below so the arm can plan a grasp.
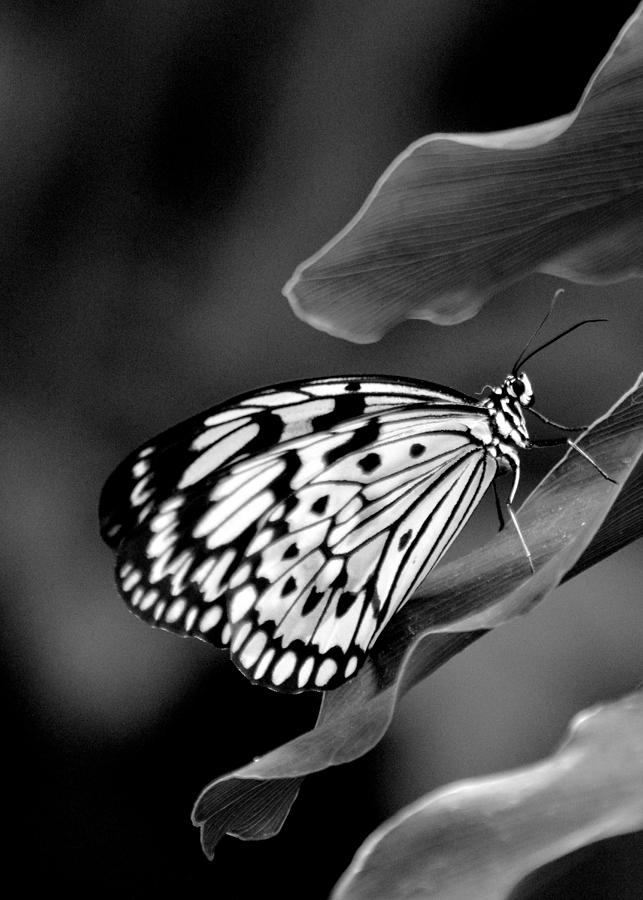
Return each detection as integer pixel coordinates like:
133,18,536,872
284,4,643,342
193,374,643,857
331,690,643,900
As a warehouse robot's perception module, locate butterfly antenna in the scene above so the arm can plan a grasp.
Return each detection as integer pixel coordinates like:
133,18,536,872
511,288,565,374
516,318,607,371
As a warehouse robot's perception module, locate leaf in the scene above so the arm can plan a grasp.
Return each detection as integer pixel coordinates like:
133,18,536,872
284,4,643,342
331,689,643,900
192,374,643,857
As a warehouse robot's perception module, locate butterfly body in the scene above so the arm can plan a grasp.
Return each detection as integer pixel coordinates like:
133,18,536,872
100,371,537,692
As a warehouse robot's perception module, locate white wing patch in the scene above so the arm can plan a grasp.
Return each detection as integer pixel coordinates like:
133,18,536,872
179,422,260,489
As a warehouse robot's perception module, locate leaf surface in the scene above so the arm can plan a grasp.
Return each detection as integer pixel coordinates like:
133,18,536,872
284,5,643,342
332,689,643,900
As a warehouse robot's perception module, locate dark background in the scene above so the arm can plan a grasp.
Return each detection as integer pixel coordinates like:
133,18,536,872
2,2,642,896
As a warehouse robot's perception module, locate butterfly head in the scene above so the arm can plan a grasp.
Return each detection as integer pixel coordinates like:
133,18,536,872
505,371,534,408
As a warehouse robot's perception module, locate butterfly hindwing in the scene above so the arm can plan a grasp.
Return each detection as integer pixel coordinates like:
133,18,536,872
223,406,498,691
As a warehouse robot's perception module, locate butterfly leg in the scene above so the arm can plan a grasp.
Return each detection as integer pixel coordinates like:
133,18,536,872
527,406,589,432
566,440,617,483
505,454,535,573
492,480,506,532
527,437,616,484
506,504,534,573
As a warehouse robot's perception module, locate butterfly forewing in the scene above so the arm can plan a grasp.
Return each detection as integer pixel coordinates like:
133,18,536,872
99,376,466,549
101,377,475,666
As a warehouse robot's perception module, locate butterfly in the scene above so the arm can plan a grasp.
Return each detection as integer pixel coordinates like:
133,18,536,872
99,315,611,693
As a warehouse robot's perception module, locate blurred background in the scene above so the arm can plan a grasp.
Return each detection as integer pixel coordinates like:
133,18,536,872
2,1,642,896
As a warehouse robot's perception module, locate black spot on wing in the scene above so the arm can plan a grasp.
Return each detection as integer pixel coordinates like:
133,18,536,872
324,417,380,466
398,529,412,550
270,492,301,538
282,576,297,596
312,392,367,431
282,542,299,560
263,452,303,537
302,587,324,615
336,591,358,617
283,494,299,514
311,494,329,515
332,567,348,590
358,452,381,473
250,410,286,453
344,381,361,392
410,443,425,458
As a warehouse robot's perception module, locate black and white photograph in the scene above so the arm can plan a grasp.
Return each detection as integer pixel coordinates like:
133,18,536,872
3,2,643,896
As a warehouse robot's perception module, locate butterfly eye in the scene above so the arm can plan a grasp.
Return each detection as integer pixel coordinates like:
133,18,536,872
516,373,534,406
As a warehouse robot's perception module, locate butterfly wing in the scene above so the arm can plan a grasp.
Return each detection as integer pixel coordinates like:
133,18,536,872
223,405,498,691
101,377,472,650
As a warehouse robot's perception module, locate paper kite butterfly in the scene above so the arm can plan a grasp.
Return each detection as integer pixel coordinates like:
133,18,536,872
99,316,610,693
